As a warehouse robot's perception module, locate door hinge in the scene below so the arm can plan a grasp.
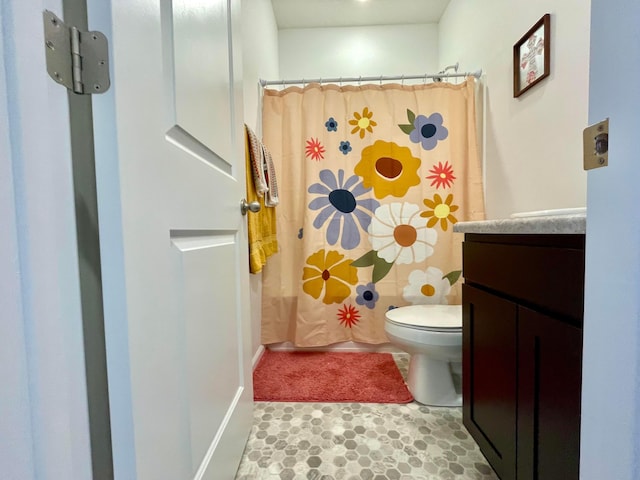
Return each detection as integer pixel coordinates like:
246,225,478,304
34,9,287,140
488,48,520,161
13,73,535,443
43,10,110,94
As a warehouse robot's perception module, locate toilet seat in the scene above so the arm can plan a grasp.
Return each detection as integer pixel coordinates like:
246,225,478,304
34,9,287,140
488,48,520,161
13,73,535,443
385,305,462,332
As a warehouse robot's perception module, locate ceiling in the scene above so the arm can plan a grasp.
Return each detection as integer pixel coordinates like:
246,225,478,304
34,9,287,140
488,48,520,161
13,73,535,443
271,0,452,29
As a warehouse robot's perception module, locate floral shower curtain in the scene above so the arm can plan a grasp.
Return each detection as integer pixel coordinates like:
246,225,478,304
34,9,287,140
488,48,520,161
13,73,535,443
261,79,485,347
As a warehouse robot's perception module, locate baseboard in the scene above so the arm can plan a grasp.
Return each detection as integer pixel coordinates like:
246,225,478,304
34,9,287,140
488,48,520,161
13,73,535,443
251,345,266,371
265,341,402,354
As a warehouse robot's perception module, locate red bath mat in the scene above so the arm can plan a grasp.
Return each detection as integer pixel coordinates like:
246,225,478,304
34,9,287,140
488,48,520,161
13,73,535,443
253,350,414,403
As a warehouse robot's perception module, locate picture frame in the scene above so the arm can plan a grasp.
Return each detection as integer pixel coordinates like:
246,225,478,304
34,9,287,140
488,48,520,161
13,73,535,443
513,14,550,97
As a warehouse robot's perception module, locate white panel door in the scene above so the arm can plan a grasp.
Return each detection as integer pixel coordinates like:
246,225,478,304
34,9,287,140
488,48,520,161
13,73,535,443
89,0,253,479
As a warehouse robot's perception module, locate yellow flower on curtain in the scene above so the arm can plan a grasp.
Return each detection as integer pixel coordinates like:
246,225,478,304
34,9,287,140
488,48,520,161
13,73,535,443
302,249,358,304
421,193,459,231
349,107,377,138
354,140,421,199
368,202,438,264
402,267,452,305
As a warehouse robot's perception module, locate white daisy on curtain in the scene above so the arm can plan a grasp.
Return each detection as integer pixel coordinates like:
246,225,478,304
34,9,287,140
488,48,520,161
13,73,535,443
368,202,438,265
402,266,452,305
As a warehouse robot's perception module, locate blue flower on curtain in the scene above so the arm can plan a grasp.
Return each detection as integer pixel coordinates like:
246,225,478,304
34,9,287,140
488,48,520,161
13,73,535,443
339,141,352,155
355,283,379,309
399,109,449,150
325,117,338,132
308,169,380,250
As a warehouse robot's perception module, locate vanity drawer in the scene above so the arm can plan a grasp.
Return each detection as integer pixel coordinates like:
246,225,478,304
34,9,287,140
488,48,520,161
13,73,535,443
462,236,585,322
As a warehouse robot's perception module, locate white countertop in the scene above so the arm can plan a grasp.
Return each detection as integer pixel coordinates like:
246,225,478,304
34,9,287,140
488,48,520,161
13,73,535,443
453,213,586,235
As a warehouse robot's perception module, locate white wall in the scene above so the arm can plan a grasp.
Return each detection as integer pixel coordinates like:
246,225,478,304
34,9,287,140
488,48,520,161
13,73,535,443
279,24,439,80
242,0,279,130
2,1,93,477
581,0,640,478
0,10,35,477
439,0,590,219
241,0,279,360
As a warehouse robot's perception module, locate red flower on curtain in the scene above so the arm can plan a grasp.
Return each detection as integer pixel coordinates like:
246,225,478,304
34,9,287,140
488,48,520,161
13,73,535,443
426,161,456,189
305,137,326,161
337,304,361,328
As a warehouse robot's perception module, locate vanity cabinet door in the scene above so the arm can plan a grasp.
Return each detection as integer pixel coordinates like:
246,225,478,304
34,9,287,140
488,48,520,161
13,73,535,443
463,285,517,480
517,307,582,480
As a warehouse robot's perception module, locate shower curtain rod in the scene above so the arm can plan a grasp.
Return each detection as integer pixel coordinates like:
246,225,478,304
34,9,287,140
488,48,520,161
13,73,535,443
259,69,482,87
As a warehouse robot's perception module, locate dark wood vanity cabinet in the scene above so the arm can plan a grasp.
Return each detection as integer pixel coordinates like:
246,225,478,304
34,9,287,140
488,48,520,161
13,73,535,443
461,234,585,480
463,284,517,479
517,306,582,480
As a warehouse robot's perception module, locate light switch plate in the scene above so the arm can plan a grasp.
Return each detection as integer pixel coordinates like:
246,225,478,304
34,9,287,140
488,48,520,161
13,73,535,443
583,118,609,170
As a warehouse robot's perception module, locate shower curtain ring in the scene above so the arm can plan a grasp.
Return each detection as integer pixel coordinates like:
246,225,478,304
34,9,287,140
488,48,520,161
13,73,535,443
319,77,322,85
379,75,383,85
358,76,362,86
401,74,405,85
339,77,343,87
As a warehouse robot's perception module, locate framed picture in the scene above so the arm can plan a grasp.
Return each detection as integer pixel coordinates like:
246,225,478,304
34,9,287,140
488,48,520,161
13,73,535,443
513,14,550,97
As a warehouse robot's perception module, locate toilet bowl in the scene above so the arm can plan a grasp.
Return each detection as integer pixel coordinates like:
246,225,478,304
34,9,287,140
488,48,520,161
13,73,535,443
385,304,462,407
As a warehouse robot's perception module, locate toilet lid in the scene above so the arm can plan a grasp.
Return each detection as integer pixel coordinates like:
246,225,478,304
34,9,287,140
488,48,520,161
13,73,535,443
385,304,462,330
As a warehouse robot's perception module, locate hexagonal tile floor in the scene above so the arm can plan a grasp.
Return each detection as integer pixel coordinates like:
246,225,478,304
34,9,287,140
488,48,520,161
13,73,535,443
235,354,497,479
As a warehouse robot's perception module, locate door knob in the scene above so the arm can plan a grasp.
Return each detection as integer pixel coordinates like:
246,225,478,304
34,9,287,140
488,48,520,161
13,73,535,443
241,199,261,215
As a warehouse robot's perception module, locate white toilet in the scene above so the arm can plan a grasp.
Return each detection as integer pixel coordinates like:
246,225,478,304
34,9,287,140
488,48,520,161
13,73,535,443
385,304,462,407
